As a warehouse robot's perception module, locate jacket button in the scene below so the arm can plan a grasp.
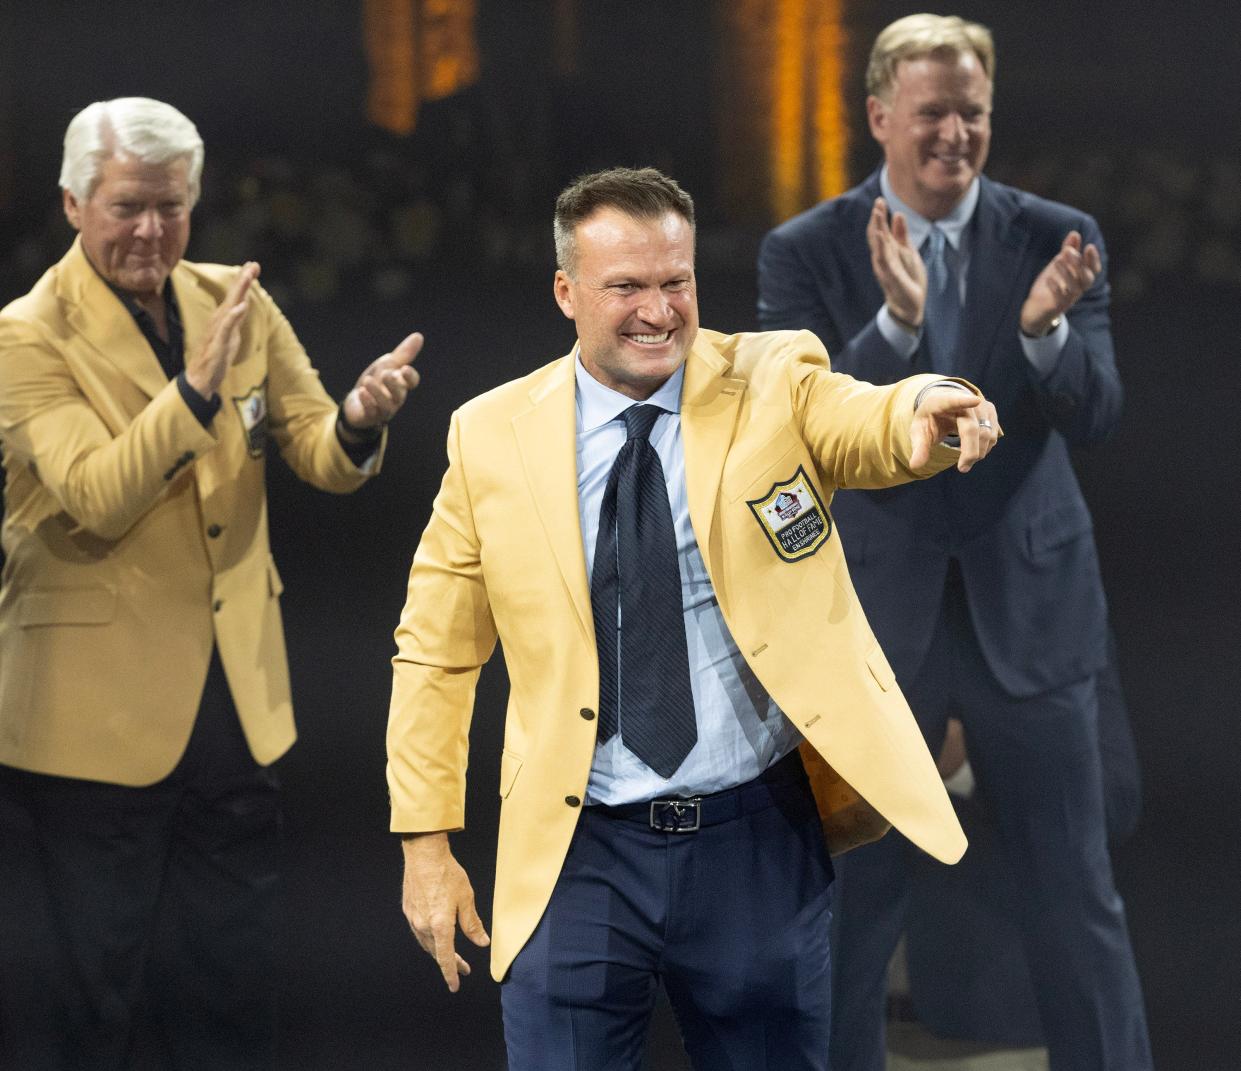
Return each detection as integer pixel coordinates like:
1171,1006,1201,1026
579,707,595,721
212,599,223,612
207,524,222,538
564,795,581,808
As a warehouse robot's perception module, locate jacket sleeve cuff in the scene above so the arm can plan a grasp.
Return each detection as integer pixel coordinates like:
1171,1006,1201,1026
176,372,222,428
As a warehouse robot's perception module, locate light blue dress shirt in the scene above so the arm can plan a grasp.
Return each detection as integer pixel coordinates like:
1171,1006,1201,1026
875,166,1068,377
573,354,802,806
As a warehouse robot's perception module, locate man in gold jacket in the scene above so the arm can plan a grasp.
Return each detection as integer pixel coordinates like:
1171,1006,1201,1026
387,167,1000,1071
0,98,421,1068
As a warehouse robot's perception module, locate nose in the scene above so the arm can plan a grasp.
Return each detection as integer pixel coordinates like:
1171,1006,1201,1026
133,208,163,241
940,112,967,144
636,289,673,325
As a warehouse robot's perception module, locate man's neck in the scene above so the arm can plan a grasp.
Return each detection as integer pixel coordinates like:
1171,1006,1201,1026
878,169,981,238
881,177,969,224
132,293,170,342
83,248,172,343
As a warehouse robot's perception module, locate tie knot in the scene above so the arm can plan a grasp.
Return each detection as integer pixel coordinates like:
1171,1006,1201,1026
923,224,947,263
624,404,662,442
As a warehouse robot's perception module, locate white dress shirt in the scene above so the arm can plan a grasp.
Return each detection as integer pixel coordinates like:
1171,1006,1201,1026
573,354,802,806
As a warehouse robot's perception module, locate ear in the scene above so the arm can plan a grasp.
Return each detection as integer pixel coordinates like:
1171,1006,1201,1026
62,187,83,231
553,270,575,320
866,95,890,145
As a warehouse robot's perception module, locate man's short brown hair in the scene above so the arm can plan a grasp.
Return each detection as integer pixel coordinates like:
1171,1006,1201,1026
553,167,696,277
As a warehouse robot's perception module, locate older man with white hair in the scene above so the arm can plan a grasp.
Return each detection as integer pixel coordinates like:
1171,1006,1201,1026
0,97,421,1068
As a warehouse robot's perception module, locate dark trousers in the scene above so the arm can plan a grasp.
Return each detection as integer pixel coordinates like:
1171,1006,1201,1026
902,629,1144,1047
500,753,835,1071
828,569,1152,1071
0,650,281,1071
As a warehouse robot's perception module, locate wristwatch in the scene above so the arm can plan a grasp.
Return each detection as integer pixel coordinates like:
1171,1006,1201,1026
1022,314,1062,339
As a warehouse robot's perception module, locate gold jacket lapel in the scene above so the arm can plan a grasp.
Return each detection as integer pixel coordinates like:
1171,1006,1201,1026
680,335,745,577
58,239,170,402
512,353,593,643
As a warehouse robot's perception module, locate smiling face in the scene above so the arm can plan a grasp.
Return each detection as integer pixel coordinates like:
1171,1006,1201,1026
553,207,698,400
867,51,992,221
62,152,192,302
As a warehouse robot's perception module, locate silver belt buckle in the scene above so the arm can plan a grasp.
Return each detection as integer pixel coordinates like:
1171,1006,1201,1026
649,797,702,833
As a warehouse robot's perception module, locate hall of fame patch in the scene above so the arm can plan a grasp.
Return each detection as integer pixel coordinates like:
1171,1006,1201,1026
232,381,268,459
746,466,832,562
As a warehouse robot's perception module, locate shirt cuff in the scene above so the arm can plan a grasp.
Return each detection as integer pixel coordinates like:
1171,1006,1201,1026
877,306,921,360
913,380,972,411
176,372,221,428
913,380,972,449
335,408,383,467
1020,315,1069,378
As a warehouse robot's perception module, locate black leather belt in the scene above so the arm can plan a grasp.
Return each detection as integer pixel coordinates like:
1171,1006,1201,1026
589,749,808,833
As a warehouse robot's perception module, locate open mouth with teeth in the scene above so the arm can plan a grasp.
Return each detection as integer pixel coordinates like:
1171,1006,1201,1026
626,332,672,345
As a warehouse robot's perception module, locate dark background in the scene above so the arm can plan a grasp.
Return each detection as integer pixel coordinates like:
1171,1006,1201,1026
0,2,1238,1068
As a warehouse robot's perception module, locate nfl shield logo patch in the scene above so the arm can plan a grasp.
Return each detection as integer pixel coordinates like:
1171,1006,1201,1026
232,381,268,459
747,465,831,562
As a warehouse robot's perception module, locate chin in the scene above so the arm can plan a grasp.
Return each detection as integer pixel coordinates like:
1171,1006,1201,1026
122,270,167,293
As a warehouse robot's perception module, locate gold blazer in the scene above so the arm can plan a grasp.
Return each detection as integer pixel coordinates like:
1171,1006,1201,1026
0,239,382,785
387,328,969,980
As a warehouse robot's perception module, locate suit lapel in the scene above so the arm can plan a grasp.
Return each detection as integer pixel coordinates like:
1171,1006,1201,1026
680,336,745,577
58,239,171,402
512,354,594,642
511,339,745,639
959,178,1030,382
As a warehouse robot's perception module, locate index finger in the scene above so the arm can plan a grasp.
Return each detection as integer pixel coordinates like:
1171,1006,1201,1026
919,388,981,418
889,210,911,248
432,916,462,992
224,261,260,307
868,198,888,237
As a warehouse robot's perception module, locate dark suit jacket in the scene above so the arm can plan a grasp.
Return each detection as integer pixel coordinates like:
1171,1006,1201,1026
757,172,1120,697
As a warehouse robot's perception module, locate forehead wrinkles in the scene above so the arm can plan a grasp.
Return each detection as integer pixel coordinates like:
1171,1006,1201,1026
97,156,189,197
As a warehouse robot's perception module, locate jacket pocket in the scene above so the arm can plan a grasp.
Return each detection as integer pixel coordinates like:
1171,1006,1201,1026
18,586,117,627
1025,500,1093,559
499,748,523,799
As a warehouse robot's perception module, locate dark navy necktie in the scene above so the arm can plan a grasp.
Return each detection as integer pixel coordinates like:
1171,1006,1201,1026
922,224,960,374
591,403,697,778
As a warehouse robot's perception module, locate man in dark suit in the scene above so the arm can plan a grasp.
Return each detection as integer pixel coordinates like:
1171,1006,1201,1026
757,14,1151,1071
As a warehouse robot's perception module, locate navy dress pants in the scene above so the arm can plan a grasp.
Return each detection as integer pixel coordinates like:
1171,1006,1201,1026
501,754,834,1071
0,650,281,1070
828,569,1152,1071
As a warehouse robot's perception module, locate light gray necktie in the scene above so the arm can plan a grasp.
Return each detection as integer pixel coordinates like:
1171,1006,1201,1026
922,224,960,375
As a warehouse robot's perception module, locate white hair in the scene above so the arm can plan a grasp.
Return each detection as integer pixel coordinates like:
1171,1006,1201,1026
59,97,204,205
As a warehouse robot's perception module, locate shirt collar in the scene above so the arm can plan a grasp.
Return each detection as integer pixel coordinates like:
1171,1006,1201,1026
879,166,980,253
574,346,685,433
84,251,180,324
